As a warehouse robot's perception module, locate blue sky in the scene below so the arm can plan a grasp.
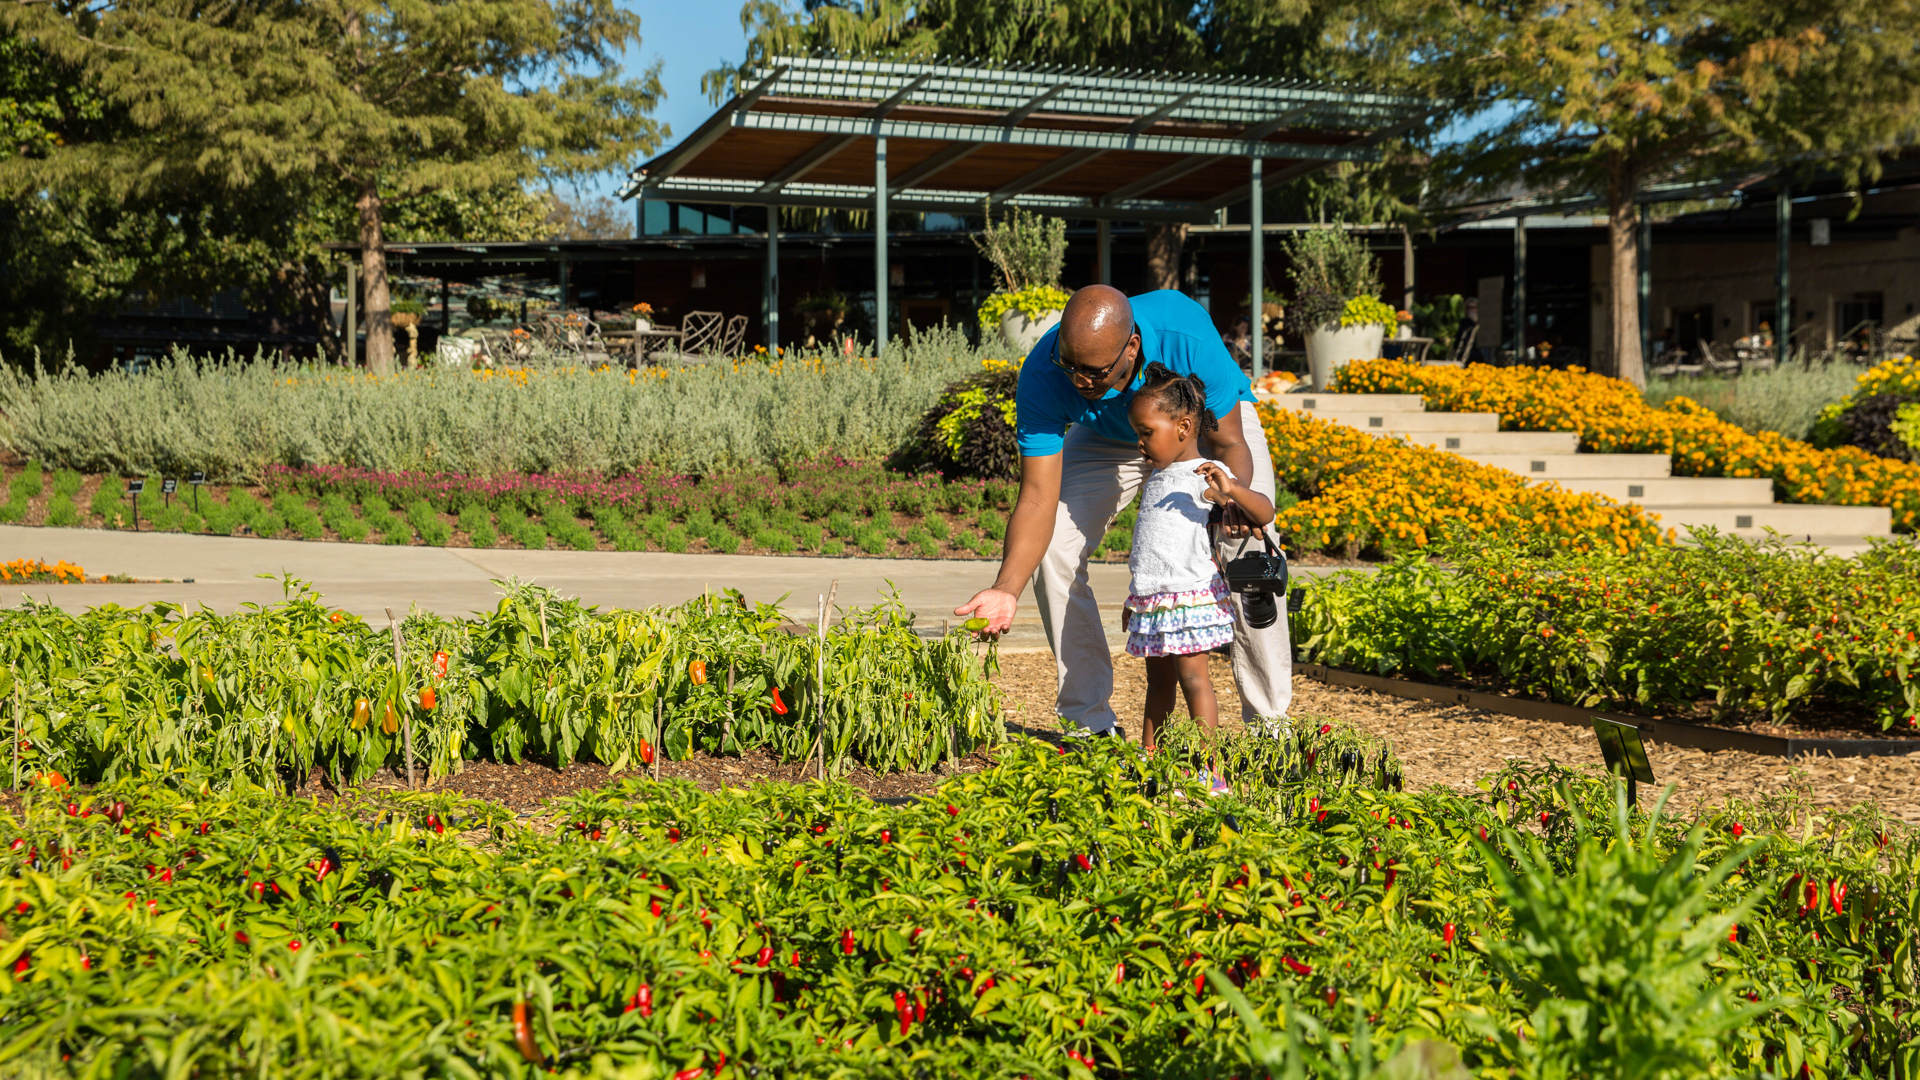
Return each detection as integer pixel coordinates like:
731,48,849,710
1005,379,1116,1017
600,2,752,196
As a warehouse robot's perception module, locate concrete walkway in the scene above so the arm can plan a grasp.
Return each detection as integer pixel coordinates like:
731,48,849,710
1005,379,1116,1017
1,525,1352,652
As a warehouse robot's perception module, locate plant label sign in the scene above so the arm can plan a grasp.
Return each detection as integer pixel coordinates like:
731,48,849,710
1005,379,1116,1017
162,478,178,506
125,480,145,495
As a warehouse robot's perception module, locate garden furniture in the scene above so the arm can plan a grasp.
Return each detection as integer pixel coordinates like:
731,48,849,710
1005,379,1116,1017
720,315,748,357
634,327,684,366
679,311,725,357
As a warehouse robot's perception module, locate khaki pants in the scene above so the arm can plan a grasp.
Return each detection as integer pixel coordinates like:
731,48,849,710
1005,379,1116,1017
1031,405,1292,734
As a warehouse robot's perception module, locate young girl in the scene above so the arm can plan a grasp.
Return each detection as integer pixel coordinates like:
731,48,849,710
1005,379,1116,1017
1122,363,1275,787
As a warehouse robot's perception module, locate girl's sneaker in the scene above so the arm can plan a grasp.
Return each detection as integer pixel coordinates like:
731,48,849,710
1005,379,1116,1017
1209,772,1232,797
1194,769,1231,797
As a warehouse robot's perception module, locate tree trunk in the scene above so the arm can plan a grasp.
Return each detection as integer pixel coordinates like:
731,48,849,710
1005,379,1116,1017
357,183,394,373
1146,223,1187,291
1607,156,1644,389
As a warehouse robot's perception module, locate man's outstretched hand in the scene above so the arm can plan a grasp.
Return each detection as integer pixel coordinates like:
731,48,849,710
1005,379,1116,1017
954,588,1018,640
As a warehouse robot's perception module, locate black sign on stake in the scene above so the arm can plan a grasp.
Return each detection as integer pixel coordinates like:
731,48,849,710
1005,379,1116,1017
1591,716,1656,807
125,479,144,532
161,477,178,508
188,471,206,513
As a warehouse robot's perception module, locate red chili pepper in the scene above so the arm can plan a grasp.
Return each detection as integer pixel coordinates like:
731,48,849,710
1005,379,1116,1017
841,928,857,956
625,983,653,1016
432,651,449,680
667,827,681,844
880,829,892,844
1728,923,1740,943
771,688,788,715
11,952,28,976
1324,987,1339,1006
1193,972,1206,996
1075,853,1093,872
756,946,774,967
673,1069,705,1080
689,660,708,686
1731,822,1745,838
512,1000,543,1063
1830,880,1847,916
640,739,655,765
419,687,436,711
1443,923,1456,945
1282,956,1312,977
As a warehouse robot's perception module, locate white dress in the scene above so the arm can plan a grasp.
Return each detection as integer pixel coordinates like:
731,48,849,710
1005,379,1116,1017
1123,458,1235,657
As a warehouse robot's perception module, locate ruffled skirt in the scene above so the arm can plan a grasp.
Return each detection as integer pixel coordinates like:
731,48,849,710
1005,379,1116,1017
1124,575,1234,657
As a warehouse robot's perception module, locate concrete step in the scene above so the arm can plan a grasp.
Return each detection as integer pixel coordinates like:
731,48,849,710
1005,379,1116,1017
1464,453,1672,479
1261,393,1427,413
1396,430,1583,455
1550,477,1778,506
1646,503,1894,538
1299,411,1501,434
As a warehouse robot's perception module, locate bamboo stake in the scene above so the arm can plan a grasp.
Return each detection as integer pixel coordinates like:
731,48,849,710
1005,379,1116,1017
12,681,21,792
651,694,662,781
723,663,735,751
386,608,416,791
816,579,837,782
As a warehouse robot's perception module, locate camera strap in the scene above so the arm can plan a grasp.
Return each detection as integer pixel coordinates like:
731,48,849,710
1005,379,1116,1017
1206,503,1281,559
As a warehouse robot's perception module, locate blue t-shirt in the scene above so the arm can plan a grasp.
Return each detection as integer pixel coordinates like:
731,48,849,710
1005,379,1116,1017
1014,290,1254,457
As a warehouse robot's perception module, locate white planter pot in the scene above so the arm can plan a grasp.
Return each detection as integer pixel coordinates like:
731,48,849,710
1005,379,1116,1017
1305,325,1386,391
999,307,1063,355
635,318,652,332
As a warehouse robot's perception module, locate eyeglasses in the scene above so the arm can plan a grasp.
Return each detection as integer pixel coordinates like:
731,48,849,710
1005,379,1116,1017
1051,324,1139,386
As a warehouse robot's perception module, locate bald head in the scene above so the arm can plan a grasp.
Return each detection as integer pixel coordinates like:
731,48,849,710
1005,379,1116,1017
1057,285,1134,368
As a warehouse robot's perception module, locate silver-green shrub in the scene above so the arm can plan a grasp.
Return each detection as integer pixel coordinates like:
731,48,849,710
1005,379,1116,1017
0,327,1000,481
1642,362,1859,441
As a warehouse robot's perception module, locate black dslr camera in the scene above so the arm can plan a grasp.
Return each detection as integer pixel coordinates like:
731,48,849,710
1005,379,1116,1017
1209,506,1290,629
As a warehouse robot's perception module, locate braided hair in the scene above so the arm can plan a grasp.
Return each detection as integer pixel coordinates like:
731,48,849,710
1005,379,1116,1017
1135,362,1219,434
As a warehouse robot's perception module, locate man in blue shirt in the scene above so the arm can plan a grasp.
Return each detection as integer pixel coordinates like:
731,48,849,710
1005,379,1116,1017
956,285,1291,736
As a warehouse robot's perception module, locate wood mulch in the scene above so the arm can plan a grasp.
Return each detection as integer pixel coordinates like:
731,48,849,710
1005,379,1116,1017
990,651,1920,825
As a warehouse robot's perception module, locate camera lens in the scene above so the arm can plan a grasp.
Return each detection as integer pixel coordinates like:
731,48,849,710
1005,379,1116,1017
1243,590,1278,629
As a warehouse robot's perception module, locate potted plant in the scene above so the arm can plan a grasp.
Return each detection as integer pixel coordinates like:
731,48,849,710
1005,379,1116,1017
973,202,1070,353
1283,227,1397,389
631,302,655,332
795,291,850,347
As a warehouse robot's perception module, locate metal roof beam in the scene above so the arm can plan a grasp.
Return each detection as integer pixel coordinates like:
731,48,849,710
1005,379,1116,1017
885,81,1071,192
1202,108,1433,210
761,56,1427,113
619,66,787,196
637,176,1214,222
1094,106,1316,203
991,92,1200,198
754,73,932,194
735,110,1378,162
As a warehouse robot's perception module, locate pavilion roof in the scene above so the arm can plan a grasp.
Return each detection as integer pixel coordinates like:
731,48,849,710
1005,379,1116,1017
621,54,1431,223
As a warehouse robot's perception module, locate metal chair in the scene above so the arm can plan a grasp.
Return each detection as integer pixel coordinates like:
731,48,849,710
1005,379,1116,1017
678,311,724,357
720,315,748,357
1702,341,1742,375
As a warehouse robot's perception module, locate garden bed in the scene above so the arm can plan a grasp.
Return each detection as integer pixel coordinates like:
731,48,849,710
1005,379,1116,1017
5,738,1912,1076
0,459,1153,562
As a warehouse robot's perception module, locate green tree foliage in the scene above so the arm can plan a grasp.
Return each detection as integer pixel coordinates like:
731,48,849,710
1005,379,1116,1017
1344,0,1920,388
2,0,664,373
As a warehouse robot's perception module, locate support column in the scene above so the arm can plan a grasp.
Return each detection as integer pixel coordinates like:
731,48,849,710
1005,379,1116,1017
765,207,781,349
1096,219,1112,286
635,196,645,238
345,261,358,367
1638,212,1652,366
874,136,888,352
439,278,450,335
1401,225,1414,313
1512,215,1527,361
1249,157,1263,382
1776,181,1792,358
557,257,570,313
